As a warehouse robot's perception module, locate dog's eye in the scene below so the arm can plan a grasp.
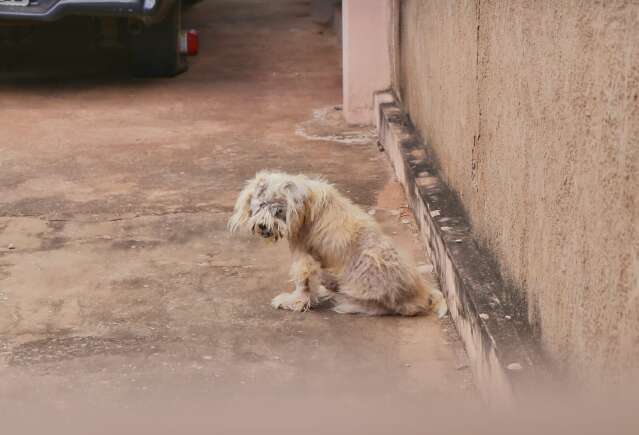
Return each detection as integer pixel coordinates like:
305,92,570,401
272,206,285,220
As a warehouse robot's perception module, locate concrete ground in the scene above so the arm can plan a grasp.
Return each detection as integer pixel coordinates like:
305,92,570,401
0,0,472,408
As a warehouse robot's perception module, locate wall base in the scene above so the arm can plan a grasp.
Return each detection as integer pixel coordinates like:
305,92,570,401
375,91,543,403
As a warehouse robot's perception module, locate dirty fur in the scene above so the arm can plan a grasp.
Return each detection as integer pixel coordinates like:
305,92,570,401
228,170,447,317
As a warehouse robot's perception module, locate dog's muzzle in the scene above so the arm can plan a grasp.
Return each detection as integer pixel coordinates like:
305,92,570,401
257,223,273,238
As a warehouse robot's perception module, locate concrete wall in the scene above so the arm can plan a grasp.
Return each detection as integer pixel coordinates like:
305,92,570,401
398,0,639,383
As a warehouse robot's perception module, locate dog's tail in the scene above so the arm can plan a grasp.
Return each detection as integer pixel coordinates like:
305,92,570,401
415,267,448,318
397,287,447,317
429,288,448,318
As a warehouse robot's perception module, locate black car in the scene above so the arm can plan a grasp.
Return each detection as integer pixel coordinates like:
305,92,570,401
0,0,192,76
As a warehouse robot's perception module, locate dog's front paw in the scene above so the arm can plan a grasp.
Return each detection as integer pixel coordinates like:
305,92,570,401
271,292,311,312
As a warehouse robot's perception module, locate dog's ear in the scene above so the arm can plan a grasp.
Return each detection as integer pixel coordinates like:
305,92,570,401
228,175,264,233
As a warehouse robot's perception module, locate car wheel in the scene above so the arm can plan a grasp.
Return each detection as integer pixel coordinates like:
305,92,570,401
129,0,187,77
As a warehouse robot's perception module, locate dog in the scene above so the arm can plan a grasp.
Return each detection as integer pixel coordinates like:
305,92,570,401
228,171,447,317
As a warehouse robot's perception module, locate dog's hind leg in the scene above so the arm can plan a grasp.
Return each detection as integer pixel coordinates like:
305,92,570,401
331,293,391,316
271,251,320,312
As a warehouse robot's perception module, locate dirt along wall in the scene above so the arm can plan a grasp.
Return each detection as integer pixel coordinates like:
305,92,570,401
397,0,639,383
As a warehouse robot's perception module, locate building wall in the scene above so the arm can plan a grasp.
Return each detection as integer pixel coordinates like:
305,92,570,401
342,0,392,124
398,0,639,382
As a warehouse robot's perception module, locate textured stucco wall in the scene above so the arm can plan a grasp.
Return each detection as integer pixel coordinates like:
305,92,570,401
399,0,639,382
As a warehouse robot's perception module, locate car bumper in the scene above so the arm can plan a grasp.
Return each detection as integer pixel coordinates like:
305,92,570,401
0,0,171,22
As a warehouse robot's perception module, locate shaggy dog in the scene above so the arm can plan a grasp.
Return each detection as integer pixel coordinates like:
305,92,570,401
228,171,447,317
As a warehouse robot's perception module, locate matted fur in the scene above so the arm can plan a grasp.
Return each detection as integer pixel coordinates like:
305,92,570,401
228,171,447,317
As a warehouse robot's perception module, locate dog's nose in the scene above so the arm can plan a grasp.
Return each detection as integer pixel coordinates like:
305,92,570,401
257,223,272,237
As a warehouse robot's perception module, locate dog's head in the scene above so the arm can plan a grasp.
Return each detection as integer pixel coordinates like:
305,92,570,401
228,171,309,241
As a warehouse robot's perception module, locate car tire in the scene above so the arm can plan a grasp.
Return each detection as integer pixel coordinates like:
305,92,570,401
129,0,187,77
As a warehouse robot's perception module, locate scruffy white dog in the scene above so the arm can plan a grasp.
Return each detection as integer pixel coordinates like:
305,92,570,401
228,171,447,317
